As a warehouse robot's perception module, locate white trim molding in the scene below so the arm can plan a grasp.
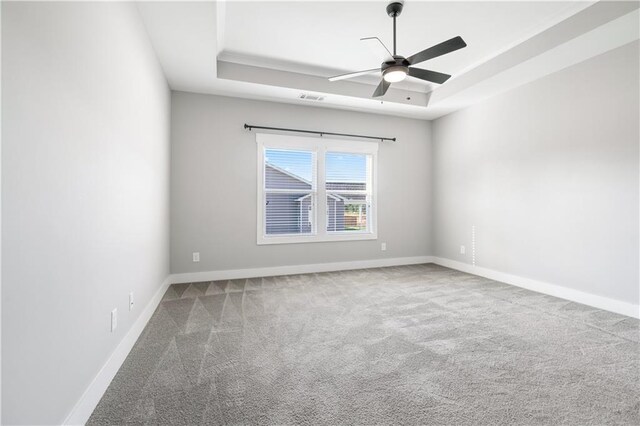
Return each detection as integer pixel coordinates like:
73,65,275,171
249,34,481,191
171,256,639,319
170,256,433,284
63,276,173,426
432,257,640,319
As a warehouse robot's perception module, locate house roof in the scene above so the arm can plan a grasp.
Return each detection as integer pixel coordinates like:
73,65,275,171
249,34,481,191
296,193,342,202
265,162,311,186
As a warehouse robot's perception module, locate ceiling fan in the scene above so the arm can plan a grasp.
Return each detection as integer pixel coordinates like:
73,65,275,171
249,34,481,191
328,1,467,97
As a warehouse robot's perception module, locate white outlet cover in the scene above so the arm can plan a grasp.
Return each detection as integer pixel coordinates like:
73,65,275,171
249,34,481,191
460,245,466,254
193,252,200,262
381,242,387,251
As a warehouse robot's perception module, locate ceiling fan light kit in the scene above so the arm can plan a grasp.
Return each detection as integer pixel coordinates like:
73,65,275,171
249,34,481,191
383,66,408,83
329,1,467,98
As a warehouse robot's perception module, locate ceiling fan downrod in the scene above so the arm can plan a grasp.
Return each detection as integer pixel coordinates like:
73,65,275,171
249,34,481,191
387,2,404,56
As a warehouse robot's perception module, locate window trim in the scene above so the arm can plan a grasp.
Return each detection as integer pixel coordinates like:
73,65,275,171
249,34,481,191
256,133,378,245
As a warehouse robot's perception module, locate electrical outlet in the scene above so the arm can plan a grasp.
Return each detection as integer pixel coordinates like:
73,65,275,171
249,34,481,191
111,308,118,332
381,242,387,251
460,245,466,255
129,292,134,311
192,252,200,262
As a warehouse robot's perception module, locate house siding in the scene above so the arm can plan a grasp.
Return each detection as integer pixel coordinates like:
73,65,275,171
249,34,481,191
265,165,312,234
264,165,368,234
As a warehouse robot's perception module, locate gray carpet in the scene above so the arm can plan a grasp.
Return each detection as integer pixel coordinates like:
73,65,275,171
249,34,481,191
88,264,640,425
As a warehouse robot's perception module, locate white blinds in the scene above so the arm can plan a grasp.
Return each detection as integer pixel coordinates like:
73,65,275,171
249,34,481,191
257,133,378,244
325,152,372,233
264,149,316,235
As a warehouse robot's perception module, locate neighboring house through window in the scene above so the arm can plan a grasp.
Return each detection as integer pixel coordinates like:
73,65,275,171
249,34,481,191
257,133,378,244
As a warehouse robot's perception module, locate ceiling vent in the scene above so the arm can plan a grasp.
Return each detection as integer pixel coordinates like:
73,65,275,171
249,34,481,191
299,93,325,102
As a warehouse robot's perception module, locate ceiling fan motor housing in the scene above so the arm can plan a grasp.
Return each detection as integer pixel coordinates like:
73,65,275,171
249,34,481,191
382,56,410,69
382,56,409,73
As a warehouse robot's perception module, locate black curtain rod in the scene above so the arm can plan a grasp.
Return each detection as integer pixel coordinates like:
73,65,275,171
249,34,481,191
244,123,396,142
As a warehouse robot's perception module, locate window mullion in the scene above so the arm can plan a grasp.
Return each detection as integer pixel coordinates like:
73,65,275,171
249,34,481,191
317,146,327,237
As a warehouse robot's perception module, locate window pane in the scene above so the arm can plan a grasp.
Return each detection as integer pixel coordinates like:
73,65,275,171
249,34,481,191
325,152,367,191
326,152,371,233
266,193,314,235
265,149,314,190
326,194,369,232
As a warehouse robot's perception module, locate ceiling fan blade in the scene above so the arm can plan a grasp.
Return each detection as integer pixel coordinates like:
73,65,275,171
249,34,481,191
408,67,451,84
372,79,390,97
329,68,380,82
407,36,467,65
361,37,394,63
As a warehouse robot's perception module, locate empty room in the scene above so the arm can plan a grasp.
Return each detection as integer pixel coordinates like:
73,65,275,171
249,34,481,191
1,0,639,424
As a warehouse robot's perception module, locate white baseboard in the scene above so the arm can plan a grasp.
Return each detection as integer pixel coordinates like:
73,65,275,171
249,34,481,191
169,256,434,284
61,255,637,425
61,257,431,425
432,257,640,319
63,275,172,426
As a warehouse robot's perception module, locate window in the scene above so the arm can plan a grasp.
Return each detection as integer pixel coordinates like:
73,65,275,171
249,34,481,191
326,152,372,233
257,133,378,244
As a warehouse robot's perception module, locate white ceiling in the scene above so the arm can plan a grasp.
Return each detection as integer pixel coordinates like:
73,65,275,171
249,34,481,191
137,1,640,120
222,1,586,77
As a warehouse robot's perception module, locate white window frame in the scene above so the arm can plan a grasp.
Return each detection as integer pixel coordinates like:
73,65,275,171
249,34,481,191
257,133,378,245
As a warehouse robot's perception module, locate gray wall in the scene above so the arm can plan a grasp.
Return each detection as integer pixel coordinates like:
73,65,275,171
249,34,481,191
171,92,432,273
1,2,170,424
432,41,639,305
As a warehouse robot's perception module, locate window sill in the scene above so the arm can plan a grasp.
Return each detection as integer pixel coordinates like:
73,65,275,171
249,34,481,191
257,232,377,245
